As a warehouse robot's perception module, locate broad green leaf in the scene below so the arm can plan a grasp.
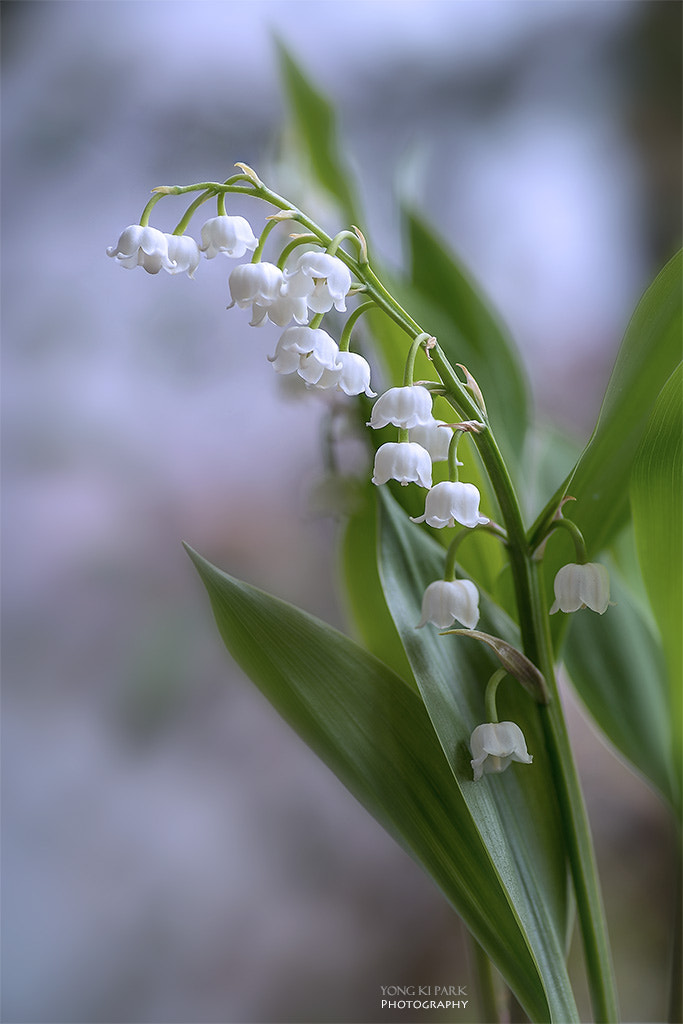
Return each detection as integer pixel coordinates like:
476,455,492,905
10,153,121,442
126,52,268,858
531,249,682,588
405,211,530,469
186,544,564,1023
275,41,360,224
562,560,677,807
340,482,417,687
631,363,683,783
375,490,577,1023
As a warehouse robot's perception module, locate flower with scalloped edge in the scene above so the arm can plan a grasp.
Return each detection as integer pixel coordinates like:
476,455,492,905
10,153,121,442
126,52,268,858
369,385,434,430
199,215,258,259
408,418,454,462
268,326,341,385
314,351,376,397
411,480,489,529
227,262,308,326
372,442,432,488
470,722,533,781
107,225,175,274
549,562,610,614
417,579,479,630
165,234,201,277
283,251,352,313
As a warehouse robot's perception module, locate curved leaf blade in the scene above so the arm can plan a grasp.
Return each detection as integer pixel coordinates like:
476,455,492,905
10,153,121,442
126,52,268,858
186,544,558,1023
375,491,577,1023
631,362,683,786
405,211,530,469
533,249,682,577
563,560,676,807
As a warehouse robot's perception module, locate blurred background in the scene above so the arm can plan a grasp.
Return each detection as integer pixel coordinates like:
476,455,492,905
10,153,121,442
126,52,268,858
2,2,681,1022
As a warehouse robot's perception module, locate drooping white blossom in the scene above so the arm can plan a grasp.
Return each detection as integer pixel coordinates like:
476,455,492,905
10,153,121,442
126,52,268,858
164,233,201,277
199,215,258,259
411,481,489,529
283,251,352,313
227,261,308,326
372,442,432,488
549,562,610,614
369,385,434,430
470,722,533,781
417,579,480,630
315,351,376,397
408,418,454,462
107,225,175,274
268,326,341,384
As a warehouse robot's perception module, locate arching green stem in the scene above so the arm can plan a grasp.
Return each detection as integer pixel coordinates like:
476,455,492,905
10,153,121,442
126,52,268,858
403,332,431,387
541,517,589,564
139,191,166,227
339,301,375,352
172,190,215,236
485,668,507,724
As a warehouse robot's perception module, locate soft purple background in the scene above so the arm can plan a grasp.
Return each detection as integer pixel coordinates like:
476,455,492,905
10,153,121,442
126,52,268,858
2,2,680,1021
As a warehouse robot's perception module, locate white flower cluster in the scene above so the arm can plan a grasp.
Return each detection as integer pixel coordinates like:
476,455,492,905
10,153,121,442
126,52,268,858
365,384,488,634
107,215,375,398
108,200,610,787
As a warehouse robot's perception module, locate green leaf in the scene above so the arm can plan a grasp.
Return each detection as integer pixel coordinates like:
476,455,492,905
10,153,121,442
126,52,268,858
631,362,683,783
375,490,577,1023
275,41,360,224
339,482,417,687
531,249,682,576
562,559,677,807
187,543,568,1023
405,211,530,469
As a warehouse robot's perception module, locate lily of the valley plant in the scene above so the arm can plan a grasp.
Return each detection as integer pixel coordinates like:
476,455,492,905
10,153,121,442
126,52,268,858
107,57,681,1024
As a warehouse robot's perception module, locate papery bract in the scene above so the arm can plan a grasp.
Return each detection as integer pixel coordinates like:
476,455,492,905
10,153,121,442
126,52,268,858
411,480,489,529
200,215,258,259
470,722,533,781
315,351,376,397
369,385,434,430
372,442,432,488
417,579,480,630
549,562,610,614
284,251,352,313
107,225,175,274
165,233,201,277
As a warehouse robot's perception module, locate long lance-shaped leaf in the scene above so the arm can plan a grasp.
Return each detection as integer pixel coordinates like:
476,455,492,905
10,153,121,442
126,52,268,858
275,40,360,225
374,490,577,1023
631,362,683,794
530,249,682,623
562,562,676,807
405,210,530,471
186,544,559,1023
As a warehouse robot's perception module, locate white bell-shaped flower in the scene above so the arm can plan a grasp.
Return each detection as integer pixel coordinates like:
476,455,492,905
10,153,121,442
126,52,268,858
199,215,258,259
107,225,175,274
372,442,432,488
417,579,480,630
408,418,454,462
283,251,352,313
164,233,201,277
550,562,610,614
411,481,489,529
263,290,309,328
268,326,341,384
470,722,533,781
315,351,376,397
369,385,434,430
228,262,284,324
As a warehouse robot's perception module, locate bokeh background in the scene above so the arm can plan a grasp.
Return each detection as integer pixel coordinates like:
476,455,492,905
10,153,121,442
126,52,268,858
2,2,681,1022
